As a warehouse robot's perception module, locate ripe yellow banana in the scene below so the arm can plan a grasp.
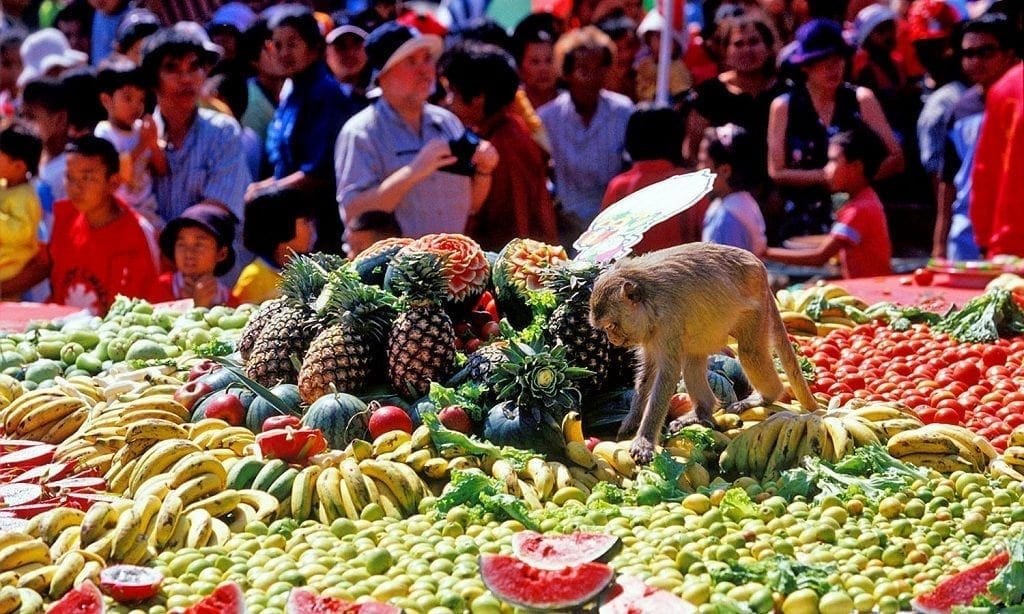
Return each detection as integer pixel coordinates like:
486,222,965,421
561,411,584,444
237,489,279,521
339,458,372,510
125,418,188,444
34,508,85,545
168,452,227,490
184,491,242,519
564,441,596,469
0,540,51,572
48,526,81,561
49,550,85,599
525,457,554,500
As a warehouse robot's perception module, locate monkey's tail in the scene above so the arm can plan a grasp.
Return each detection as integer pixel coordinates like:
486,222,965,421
770,295,819,411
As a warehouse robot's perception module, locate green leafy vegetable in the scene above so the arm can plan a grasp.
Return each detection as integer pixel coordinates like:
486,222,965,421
634,450,690,502
193,340,233,358
711,555,833,596
434,469,539,530
664,425,717,465
934,287,1024,343
421,411,536,468
719,488,758,522
428,382,485,422
990,537,1024,606
777,445,928,501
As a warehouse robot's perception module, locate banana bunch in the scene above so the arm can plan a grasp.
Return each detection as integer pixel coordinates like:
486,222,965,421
996,444,1024,479
92,365,182,402
53,392,190,475
0,584,46,614
0,373,25,413
188,418,256,457
0,387,91,444
721,411,813,479
775,283,869,337
887,423,997,473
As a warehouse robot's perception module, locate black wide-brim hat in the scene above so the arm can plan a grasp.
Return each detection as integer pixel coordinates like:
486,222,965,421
159,203,238,277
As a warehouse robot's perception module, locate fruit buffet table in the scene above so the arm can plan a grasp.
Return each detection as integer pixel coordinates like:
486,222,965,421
819,275,984,311
0,302,84,333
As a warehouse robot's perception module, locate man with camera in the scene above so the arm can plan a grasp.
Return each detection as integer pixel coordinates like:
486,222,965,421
334,23,499,239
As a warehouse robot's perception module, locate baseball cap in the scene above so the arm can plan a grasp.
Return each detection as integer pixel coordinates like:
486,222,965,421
159,203,238,276
365,22,443,78
326,24,369,45
208,2,258,33
18,28,88,88
853,4,898,46
908,0,962,41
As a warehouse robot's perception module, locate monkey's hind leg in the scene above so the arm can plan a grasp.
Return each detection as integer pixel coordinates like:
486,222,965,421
667,354,718,433
729,312,786,413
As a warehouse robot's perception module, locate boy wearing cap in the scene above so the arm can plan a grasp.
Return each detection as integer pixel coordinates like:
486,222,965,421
326,24,370,97
48,135,160,315
334,22,498,240
153,202,238,307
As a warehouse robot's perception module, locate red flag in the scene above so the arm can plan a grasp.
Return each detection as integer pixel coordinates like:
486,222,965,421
655,0,685,32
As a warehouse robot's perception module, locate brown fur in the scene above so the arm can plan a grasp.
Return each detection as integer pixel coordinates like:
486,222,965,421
589,243,818,463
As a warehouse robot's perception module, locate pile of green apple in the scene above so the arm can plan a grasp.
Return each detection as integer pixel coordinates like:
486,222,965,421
0,297,254,387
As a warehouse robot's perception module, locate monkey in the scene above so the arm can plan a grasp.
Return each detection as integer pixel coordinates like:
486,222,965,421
589,242,818,464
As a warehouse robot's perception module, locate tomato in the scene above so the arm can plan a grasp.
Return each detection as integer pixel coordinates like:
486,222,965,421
368,405,414,439
982,345,1009,367
933,408,961,424
1004,400,1024,416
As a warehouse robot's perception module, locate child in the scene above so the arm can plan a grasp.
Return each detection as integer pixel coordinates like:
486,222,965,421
342,210,402,259
95,58,167,229
232,188,316,304
601,105,702,255
48,135,160,314
19,78,70,208
634,10,692,104
0,121,44,291
762,127,893,278
699,124,768,255
153,202,238,307
0,30,25,118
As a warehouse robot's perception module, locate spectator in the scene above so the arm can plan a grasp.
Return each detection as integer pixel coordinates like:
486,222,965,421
763,127,893,278
249,5,360,255
233,187,316,304
933,13,1017,259
61,67,106,137
204,73,261,180
142,24,251,280
48,135,160,314
851,3,915,138
684,14,780,188
351,0,400,35
89,0,132,65
334,23,499,239
95,58,167,229
238,18,285,146
54,0,93,57
342,210,402,259
20,78,71,206
0,122,43,292
970,60,1023,257
438,41,559,251
153,202,238,307
0,29,25,117
766,19,903,243
325,24,370,98
601,105,703,255
634,10,691,103
596,14,639,100
455,17,509,49
18,28,88,88
538,26,632,248
700,123,768,255
511,22,559,110
113,8,160,64
206,2,257,64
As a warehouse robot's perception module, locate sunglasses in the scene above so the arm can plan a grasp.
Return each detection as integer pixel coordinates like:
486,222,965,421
960,44,1000,59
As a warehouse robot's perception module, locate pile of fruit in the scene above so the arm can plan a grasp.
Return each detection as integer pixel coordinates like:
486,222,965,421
2,233,1024,614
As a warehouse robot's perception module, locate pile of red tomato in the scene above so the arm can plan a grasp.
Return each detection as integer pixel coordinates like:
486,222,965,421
802,321,1024,451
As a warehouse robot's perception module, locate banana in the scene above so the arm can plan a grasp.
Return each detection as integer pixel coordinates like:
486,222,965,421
0,585,21,614
561,411,584,444
898,453,973,474
237,489,279,521
779,311,818,336
344,439,373,461
371,430,411,456
164,513,192,550
336,476,361,520
3,391,62,433
887,428,961,458
517,479,543,511
746,412,792,476
35,508,85,545
120,535,154,566
49,551,85,599
0,541,51,572
564,441,596,468
14,397,86,436
1010,427,1024,448
990,457,1024,481
373,488,403,520
110,509,143,561
48,526,81,561
151,492,184,549
172,472,225,507
763,416,806,480
339,459,372,510
225,503,257,533
184,491,242,519
359,459,421,516
878,418,928,438
136,383,183,399
290,466,322,523
73,560,103,589
410,424,431,450
251,459,289,491
609,448,638,479
840,415,882,447
851,404,920,423
0,534,33,552
120,396,189,421
125,418,188,445
404,448,432,472
421,457,449,480
185,509,213,549
1002,446,1024,468
821,416,851,462
208,518,230,547
105,458,139,495
35,408,88,444
168,452,227,490
18,586,45,613
525,457,554,501
188,418,232,439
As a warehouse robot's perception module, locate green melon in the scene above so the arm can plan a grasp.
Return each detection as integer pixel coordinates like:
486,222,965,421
302,393,369,450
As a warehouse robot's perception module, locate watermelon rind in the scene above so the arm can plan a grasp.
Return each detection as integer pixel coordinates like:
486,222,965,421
511,530,623,570
479,554,615,610
182,581,246,614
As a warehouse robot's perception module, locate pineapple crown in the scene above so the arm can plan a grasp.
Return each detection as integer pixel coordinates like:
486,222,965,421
490,340,592,420
315,269,398,342
541,260,606,301
279,253,347,303
385,251,450,307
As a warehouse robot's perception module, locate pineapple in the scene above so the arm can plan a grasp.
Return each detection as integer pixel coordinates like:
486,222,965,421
297,271,397,404
542,261,611,391
243,254,342,386
385,252,457,399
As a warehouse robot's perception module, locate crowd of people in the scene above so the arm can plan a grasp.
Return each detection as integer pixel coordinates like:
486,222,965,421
0,0,1019,314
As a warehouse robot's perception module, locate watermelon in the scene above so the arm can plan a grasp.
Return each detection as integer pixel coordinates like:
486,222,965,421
99,565,163,603
599,576,697,613
911,549,1010,614
48,580,105,613
707,353,753,399
247,384,304,433
285,587,401,613
479,554,615,610
512,531,622,570
302,393,369,450
180,581,245,614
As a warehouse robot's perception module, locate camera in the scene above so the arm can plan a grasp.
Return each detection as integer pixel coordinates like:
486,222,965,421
440,130,480,176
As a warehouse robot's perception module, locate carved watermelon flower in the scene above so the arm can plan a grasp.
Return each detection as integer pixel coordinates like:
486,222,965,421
503,239,568,291
403,233,489,302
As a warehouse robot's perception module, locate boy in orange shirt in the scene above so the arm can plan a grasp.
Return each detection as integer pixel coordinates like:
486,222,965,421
762,127,893,278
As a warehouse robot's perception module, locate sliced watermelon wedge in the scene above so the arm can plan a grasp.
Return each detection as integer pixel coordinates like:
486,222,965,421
286,587,401,613
511,530,622,570
599,576,697,613
180,581,245,614
479,554,615,610
48,579,105,613
911,549,1010,614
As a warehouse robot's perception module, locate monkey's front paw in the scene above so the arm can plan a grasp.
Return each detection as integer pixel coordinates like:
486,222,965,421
629,437,656,465
668,412,717,432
